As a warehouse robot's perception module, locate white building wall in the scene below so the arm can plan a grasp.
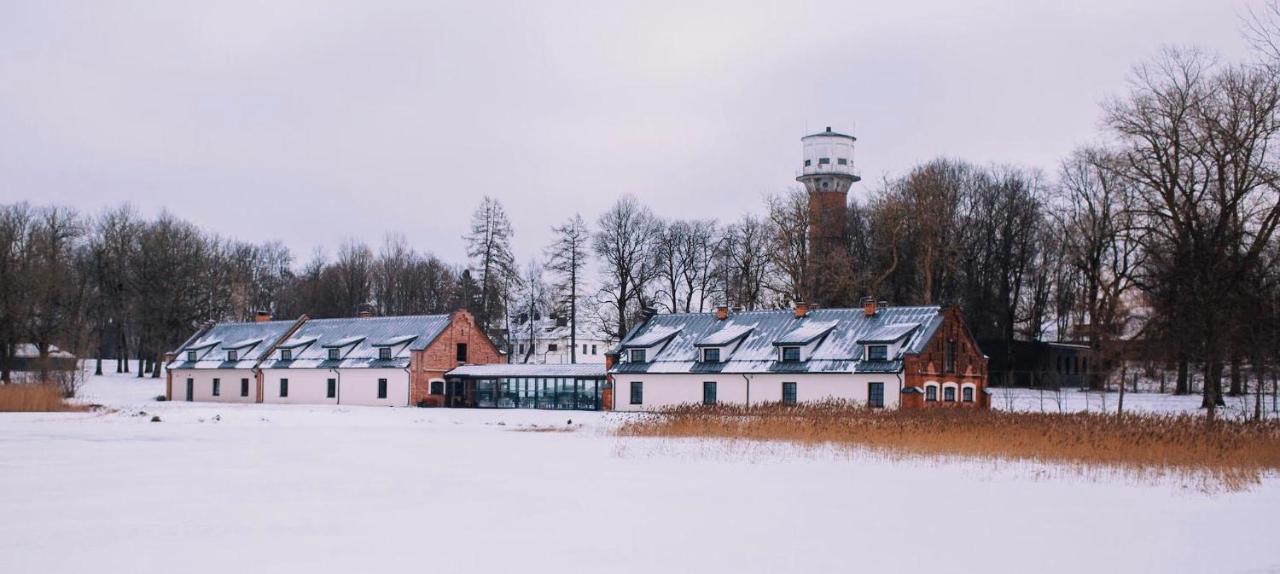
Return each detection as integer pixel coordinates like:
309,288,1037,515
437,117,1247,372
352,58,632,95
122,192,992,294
613,372,901,411
338,369,410,407
260,369,336,405
170,368,257,403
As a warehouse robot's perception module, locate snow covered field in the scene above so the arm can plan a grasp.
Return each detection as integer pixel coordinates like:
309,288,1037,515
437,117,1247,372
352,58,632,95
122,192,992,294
1,372,1278,574
990,386,1278,418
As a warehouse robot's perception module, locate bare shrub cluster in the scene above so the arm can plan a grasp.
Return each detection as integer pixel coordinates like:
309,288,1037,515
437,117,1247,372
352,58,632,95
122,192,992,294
617,401,1280,490
0,383,88,412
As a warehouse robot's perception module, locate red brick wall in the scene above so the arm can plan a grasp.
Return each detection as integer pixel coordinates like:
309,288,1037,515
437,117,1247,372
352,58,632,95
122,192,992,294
903,306,989,409
408,310,503,405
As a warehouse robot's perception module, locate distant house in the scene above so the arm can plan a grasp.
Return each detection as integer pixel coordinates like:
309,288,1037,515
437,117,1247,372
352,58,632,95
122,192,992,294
507,315,614,364
166,310,502,406
7,344,78,372
607,301,988,411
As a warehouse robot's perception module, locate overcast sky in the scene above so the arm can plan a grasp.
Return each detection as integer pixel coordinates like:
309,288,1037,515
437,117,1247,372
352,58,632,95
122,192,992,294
0,0,1264,265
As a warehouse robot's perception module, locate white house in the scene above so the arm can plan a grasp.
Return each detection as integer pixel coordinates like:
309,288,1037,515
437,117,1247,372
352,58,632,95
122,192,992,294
608,302,989,411
167,311,504,407
507,315,614,365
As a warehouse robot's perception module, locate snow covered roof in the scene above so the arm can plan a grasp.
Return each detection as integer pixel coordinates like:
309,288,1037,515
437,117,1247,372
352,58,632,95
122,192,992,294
11,344,76,359
263,315,451,370
612,306,943,375
857,323,920,344
773,320,839,346
170,320,297,370
695,324,754,347
446,363,606,378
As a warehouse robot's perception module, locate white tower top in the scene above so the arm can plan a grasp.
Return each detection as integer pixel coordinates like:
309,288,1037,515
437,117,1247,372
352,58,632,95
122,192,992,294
796,126,860,196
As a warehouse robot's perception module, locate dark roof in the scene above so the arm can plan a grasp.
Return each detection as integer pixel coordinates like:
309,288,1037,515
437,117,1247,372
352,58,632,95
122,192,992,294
263,315,451,369
611,307,942,375
171,320,298,370
802,127,856,140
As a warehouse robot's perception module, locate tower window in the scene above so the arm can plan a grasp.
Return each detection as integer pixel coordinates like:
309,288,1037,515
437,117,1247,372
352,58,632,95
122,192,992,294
818,157,830,165
838,158,848,165
804,159,811,167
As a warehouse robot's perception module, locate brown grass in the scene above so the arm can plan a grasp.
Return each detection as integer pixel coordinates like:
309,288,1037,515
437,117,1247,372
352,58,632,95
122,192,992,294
617,401,1280,491
0,383,88,412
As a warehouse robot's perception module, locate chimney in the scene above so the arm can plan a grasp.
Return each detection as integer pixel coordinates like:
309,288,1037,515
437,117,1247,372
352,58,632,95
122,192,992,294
794,301,808,318
715,305,729,321
357,310,372,319
863,297,877,317
254,311,271,323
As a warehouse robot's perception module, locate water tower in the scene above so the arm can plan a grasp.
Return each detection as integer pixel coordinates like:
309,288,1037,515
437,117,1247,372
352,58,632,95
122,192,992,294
796,126,860,274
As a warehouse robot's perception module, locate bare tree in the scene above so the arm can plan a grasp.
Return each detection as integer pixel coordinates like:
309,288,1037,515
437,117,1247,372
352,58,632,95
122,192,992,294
592,196,661,339
464,197,517,334
546,215,589,362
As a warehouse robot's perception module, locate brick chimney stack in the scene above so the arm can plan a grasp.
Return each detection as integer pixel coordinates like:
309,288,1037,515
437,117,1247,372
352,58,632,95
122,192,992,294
794,301,808,318
254,311,271,323
863,298,877,317
357,310,372,319
715,305,729,321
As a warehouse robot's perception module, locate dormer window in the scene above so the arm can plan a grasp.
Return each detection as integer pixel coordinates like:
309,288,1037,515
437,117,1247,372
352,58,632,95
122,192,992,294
780,346,801,363
702,348,720,363
227,350,237,362
281,348,292,361
186,350,197,362
328,348,340,360
629,349,646,363
379,347,391,360
866,345,888,361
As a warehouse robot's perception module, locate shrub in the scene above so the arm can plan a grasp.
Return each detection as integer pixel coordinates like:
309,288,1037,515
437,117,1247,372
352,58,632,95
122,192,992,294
617,401,1280,491
0,383,87,412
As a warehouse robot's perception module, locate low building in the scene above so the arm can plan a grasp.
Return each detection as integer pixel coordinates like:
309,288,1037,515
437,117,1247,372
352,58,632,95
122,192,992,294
443,363,607,410
166,310,502,407
507,315,614,364
607,301,988,411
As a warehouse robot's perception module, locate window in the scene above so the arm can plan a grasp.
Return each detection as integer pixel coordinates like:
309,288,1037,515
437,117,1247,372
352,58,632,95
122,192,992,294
591,345,597,355
281,348,292,361
548,343,558,352
782,382,797,406
518,343,525,354
837,158,848,165
227,350,237,362
377,378,387,399
379,347,391,360
866,345,888,361
780,346,801,362
818,157,830,165
868,382,884,408
804,159,812,167
944,386,956,402
629,349,646,363
702,381,717,405
240,378,249,397
582,344,588,355
186,378,193,402
963,387,974,403
280,378,289,397
328,348,340,360
630,381,643,405
212,378,221,397
456,343,468,362
430,380,444,395
945,340,956,373
186,351,197,362
327,378,336,399
702,348,720,363
926,385,937,402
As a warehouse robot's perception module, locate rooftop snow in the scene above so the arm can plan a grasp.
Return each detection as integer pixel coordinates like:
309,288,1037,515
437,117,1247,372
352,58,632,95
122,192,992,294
773,320,839,346
857,323,920,344
695,324,755,347
446,363,606,378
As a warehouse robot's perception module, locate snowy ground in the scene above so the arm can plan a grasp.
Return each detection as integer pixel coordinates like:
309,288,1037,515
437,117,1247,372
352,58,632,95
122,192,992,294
990,386,1279,419
1,372,1278,573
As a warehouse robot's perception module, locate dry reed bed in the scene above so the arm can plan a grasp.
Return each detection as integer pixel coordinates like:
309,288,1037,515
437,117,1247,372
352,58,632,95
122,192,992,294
0,383,87,412
617,401,1280,490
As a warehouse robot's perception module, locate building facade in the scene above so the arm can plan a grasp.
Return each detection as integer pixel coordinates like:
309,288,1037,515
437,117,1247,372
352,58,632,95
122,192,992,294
607,301,988,411
507,316,613,365
166,310,502,407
